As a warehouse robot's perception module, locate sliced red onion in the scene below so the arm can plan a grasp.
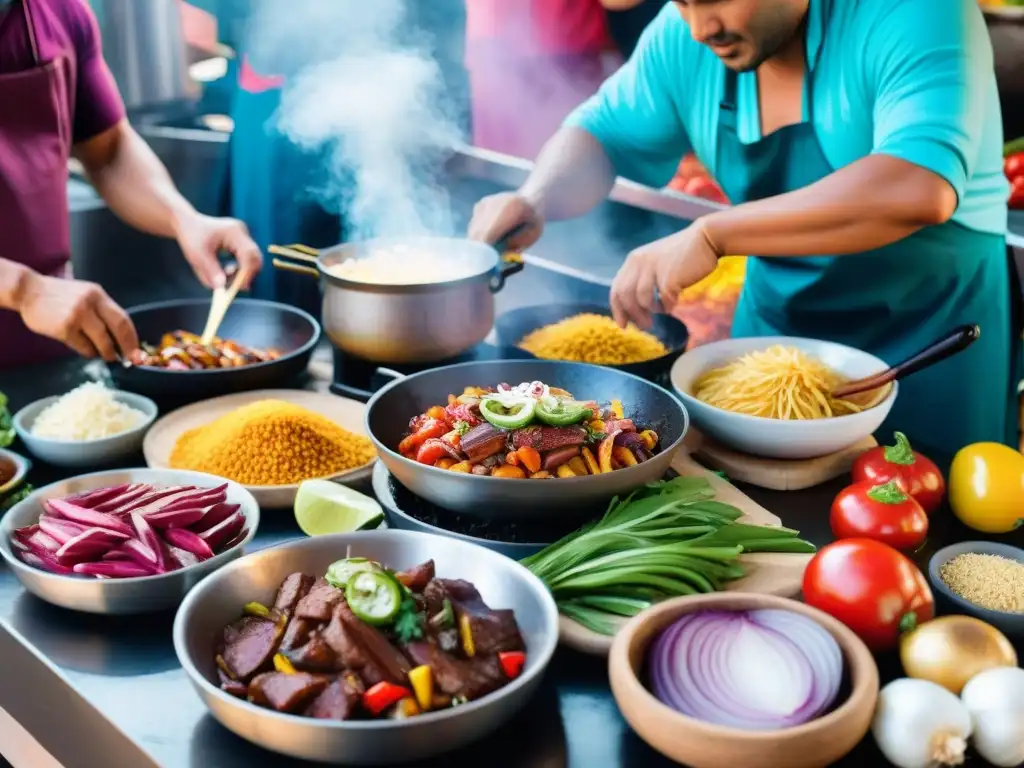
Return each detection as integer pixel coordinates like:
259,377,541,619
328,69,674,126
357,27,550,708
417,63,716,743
92,484,151,512
648,608,844,731
62,483,132,509
47,499,133,537
160,528,214,561
190,502,240,534
37,516,92,546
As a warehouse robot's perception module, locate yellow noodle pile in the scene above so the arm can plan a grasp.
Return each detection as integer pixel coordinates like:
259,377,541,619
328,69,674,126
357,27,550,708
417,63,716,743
693,345,888,420
519,313,668,365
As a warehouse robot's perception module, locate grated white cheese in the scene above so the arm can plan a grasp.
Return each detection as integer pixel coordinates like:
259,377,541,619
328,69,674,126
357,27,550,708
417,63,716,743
31,383,147,441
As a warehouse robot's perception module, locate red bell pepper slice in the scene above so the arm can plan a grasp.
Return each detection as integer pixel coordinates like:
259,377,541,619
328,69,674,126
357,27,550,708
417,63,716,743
498,651,526,680
398,419,446,456
362,681,413,716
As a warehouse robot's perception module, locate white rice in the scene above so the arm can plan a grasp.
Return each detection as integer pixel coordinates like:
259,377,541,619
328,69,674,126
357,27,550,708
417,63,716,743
31,382,147,441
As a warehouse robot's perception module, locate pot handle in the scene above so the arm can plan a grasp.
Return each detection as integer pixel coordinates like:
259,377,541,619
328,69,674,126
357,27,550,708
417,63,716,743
489,224,529,293
270,244,321,280
370,367,406,391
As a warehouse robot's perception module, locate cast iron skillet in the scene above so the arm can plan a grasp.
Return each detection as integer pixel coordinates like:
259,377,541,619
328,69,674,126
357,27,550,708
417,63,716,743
111,298,321,400
365,360,689,521
492,303,689,381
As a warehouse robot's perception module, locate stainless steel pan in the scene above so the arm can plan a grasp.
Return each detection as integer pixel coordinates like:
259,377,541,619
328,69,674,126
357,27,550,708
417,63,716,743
271,236,524,364
365,360,689,520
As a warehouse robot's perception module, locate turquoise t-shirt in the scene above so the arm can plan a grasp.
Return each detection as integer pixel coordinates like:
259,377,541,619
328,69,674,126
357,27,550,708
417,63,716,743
565,0,1009,236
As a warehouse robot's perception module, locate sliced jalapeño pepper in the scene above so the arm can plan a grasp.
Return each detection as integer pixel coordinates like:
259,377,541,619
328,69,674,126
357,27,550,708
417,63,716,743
535,398,592,426
479,396,536,429
345,571,402,626
325,557,382,590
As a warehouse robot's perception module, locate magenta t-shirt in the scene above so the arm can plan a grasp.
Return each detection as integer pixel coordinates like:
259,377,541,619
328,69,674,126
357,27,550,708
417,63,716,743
0,0,124,142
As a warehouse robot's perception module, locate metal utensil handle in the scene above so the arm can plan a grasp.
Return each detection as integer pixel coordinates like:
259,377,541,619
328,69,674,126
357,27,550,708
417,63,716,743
489,224,530,293
833,323,980,398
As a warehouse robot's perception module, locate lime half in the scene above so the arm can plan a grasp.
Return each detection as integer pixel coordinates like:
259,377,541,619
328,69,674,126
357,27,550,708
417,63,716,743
294,480,384,537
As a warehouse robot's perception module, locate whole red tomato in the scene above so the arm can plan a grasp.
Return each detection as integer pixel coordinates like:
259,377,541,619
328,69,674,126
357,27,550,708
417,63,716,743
830,480,928,551
851,432,945,513
1011,176,1024,209
1005,153,1024,180
802,538,934,652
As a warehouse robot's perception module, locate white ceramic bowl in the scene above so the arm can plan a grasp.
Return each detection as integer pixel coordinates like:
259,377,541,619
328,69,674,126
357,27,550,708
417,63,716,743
670,337,897,459
14,390,158,469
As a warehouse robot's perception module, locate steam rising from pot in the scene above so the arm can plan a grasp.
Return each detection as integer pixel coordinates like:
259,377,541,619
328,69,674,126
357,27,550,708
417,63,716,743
250,0,463,241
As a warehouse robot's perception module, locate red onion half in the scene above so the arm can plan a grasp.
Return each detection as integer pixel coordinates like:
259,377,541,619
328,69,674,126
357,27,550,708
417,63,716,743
649,608,844,730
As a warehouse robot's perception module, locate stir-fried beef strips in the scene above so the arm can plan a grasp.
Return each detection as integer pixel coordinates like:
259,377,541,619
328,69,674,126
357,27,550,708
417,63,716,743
214,561,527,720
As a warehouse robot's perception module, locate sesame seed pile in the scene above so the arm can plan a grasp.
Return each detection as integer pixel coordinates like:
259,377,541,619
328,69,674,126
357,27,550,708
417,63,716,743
939,552,1024,614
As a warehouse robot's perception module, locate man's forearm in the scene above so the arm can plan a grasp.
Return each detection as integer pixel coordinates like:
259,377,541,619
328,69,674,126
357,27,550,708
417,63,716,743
702,155,958,257
74,121,198,240
0,258,31,312
519,127,617,221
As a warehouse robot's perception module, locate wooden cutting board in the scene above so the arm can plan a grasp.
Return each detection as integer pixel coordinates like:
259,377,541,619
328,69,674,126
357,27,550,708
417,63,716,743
683,430,876,491
558,449,813,656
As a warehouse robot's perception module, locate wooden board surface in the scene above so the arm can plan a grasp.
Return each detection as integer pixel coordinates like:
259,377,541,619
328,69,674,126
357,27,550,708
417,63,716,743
685,431,877,491
143,389,376,509
558,449,813,656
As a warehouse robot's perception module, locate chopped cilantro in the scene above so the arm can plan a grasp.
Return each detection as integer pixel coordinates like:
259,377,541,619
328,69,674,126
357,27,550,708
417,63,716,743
393,597,425,644
0,392,14,449
1,484,31,513
453,420,470,436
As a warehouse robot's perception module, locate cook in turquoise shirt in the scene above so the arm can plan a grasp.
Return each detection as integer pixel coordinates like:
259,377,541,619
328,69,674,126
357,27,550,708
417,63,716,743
471,0,1020,458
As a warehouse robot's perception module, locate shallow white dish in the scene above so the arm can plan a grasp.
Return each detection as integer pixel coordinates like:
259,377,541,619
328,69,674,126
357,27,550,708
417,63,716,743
670,336,897,459
14,390,158,469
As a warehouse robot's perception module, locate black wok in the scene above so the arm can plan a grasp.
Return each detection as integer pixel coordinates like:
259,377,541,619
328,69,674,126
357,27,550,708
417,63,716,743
492,303,689,381
111,298,321,400
365,360,689,520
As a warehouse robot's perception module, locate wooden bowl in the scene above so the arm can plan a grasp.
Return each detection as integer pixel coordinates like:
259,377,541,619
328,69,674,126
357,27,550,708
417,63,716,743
609,593,879,768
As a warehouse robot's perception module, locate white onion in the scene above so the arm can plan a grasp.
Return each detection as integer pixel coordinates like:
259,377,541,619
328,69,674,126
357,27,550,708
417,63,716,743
960,667,1024,767
872,678,972,768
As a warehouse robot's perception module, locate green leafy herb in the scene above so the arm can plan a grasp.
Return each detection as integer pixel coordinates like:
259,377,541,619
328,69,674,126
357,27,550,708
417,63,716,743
393,596,425,643
0,484,31,513
521,476,816,636
0,392,14,449
453,420,470,436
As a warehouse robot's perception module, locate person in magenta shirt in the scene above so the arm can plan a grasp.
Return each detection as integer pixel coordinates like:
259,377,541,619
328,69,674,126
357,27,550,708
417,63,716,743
0,0,263,369
465,0,624,160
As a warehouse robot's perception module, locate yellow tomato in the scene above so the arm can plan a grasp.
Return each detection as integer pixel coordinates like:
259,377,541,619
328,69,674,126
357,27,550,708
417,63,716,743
948,442,1024,533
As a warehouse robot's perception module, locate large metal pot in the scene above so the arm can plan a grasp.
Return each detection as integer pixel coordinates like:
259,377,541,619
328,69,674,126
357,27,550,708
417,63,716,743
271,237,524,364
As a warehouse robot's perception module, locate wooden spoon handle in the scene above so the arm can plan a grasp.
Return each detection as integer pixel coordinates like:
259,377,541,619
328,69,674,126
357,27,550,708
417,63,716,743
832,324,980,399
200,267,247,345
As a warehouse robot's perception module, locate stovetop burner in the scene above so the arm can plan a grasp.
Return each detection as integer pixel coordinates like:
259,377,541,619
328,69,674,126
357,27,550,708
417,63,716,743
329,343,535,402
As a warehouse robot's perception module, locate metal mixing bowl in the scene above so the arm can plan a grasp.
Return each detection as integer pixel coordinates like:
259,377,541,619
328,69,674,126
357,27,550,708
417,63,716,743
0,468,260,615
173,530,560,764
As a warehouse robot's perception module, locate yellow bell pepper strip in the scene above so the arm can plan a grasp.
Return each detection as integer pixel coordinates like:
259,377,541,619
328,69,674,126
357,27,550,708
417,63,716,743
639,430,658,451
243,601,270,618
581,446,600,475
498,651,526,680
556,464,576,478
273,653,296,674
598,430,623,473
530,470,552,479
459,613,476,657
568,456,589,476
610,399,624,420
408,665,434,711
215,654,235,679
612,446,638,468
390,698,421,719
362,681,413,716
448,461,472,473
589,419,606,433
